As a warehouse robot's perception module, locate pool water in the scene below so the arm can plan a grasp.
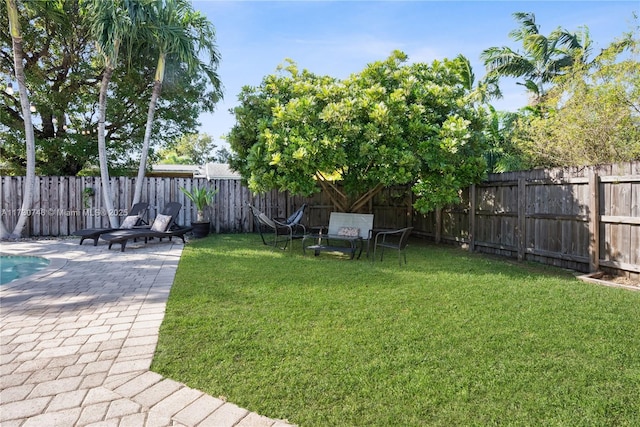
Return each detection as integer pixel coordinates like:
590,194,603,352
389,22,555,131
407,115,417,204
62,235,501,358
0,254,50,284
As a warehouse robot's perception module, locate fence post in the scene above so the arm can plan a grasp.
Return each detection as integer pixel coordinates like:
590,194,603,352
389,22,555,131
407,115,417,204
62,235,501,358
435,207,441,243
588,169,600,272
469,184,476,252
517,178,526,261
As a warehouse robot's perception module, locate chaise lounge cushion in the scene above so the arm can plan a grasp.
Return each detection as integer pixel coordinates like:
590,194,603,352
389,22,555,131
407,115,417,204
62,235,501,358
120,215,140,229
338,227,360,237
151,214,172,232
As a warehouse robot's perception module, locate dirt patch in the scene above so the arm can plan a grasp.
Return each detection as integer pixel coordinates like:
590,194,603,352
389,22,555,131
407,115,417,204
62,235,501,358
578,272,640,291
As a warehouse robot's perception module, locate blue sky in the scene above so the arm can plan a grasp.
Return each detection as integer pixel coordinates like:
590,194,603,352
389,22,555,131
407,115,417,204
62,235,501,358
191,1,638,147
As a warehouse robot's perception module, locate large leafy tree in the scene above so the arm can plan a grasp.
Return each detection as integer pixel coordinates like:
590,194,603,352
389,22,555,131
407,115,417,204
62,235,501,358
158,133,220,165
132,0,222,204
511,32,640,167
481,12,588,104
229,51,487,213
0,0,219,176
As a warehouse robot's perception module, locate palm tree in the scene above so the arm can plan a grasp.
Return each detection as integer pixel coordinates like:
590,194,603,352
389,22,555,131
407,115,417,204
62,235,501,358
132,0,222,205
83,0,148,227
2,0,36,239
481,12,588,105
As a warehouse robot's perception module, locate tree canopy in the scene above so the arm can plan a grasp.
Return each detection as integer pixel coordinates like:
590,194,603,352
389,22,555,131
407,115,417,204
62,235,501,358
158,133,226,165
481,12,589,104
511,31,640,167
228,51,487,213
0,0,220,176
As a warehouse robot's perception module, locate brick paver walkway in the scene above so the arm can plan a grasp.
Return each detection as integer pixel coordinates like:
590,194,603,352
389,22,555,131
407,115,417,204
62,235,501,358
0,239,294,426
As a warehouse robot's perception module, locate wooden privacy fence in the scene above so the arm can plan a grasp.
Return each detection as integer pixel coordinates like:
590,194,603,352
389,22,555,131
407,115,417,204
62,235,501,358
417,162,639,279
1,161,638,278
0,176,305,236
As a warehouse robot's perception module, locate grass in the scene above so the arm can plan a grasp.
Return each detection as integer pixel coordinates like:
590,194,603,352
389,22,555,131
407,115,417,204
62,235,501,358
151,234,640,426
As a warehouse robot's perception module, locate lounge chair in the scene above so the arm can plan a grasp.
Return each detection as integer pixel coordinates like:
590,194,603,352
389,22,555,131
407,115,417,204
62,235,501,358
275,203,307,226
100,202,192,252
248,204,306,250
72,202,149,246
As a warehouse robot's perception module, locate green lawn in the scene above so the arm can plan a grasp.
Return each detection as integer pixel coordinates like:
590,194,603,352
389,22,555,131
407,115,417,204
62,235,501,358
152,234,640,426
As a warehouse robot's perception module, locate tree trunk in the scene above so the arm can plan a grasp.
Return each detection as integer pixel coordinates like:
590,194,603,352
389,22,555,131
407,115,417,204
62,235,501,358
133,53,165,205
1,0,36,240
97,66,118,228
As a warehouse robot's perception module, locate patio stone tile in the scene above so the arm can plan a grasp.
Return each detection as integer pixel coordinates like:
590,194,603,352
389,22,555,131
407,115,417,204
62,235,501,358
118,412,148,427
113,371,163,398
0,372,31,388
34,337,65,349
13,341,38,353
54,321,89,331
86,332,114,344
0,343,19,355
110,330,130,340
24,367,64,384
37,344,81,359
29,376,83,398
58,363,87,379
236,412,280,427
83,359,114,375
84,387,122,405
97,349,120,361
149,386,203,418
79,341,101,354
0,383,36,404
21,407,82,427
7,332,41,345
80,371,109,389
107,323,131,333
123,335,158,347
133,379,183,408
102,371,143,389
14,358,50,373
109,358,152,375
46,354,80,368
78,352,101,364
48,389,89,412
75,325,112,336
173,394,226,426
199,402,250,427
97,338,126,351
105,398,142,419
0,361,20,376
62,334,91,346
34,324,57,334
76,402,110,425
119,344,157,358
6,350,40,364
0,396,51,422
35,329,60,340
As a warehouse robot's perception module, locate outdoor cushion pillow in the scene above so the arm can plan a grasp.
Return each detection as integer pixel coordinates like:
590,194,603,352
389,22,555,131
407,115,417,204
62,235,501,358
151,214,172,232
119,215,139,229
337,226,360,237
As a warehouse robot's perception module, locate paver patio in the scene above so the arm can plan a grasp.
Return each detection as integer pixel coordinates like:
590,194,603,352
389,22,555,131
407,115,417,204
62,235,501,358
0,238,294,427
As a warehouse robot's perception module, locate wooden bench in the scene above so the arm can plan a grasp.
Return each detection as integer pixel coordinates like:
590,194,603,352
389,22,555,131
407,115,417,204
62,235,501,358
303,212,374,259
